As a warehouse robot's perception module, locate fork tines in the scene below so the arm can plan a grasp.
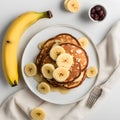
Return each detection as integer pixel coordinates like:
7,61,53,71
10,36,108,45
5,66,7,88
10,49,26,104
87,86,102,108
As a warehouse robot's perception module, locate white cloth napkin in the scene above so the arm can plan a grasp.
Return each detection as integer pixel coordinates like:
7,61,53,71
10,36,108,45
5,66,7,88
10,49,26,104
0,21,120,120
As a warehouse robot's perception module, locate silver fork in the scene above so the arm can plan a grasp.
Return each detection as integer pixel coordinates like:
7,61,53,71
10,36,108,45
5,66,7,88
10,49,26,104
86,86,102,108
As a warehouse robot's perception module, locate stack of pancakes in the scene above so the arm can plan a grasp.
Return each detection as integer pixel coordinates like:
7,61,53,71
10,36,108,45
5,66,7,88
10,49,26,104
36,33,89,89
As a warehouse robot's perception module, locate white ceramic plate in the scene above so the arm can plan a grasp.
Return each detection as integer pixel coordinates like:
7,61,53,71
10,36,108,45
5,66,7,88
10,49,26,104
21,24,99,105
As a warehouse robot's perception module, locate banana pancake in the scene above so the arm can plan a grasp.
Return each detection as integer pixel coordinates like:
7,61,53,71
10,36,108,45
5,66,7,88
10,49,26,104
36,33,80,66
42,55,55,65
55,33,80,45
36,33,89,89
40,42,81,83
44,43,88,87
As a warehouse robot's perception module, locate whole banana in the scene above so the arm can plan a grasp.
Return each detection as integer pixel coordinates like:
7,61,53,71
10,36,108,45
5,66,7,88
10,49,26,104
2,10,53,87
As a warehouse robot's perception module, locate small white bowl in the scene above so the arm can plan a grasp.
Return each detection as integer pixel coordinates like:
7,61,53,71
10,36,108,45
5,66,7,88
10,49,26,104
88,4,107,22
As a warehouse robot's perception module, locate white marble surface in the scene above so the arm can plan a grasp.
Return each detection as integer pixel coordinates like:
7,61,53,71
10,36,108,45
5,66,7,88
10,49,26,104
0,0,120,119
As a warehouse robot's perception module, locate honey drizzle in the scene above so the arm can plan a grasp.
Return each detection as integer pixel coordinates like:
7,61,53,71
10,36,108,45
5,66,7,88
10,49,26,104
34,74,70,94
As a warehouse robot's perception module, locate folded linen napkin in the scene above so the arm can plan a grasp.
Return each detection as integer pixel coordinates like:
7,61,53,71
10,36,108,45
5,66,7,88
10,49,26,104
0,21,120,120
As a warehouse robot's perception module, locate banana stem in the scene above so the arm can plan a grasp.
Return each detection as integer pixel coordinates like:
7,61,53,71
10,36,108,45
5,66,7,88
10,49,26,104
46,10,53,18
38,10,53,19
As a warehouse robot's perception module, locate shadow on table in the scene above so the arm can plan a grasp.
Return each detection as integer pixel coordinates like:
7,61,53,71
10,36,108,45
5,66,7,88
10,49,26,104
79,9,91,23
59,0,66,12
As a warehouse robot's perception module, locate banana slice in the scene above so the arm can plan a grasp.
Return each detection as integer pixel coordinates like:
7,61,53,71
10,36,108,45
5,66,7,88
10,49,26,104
64,0,70,10
38,82,51,94
34,74,43,83
41,63,55,79
86,66,98,78
79,37,89,49
50,45,65,60
38,42,45,49
30,107,46,120
64,0,80,13
24,63,37,77
53,67,70,82
56,53,73,69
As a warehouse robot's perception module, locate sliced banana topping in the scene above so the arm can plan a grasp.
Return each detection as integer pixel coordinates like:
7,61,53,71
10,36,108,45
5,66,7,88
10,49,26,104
53,67,70,82
56,53,73,69
38,82,51,94
24,63,37,77
34,74,43,83
30,107,46,120
79,37,89,49
86,66,98,78
64,0,80,13
41,63,55,79
38,42,45,49
50,45,65,60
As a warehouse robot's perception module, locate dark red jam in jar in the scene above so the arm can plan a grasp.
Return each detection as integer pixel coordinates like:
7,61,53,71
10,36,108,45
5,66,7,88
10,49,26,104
89,5,106,21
